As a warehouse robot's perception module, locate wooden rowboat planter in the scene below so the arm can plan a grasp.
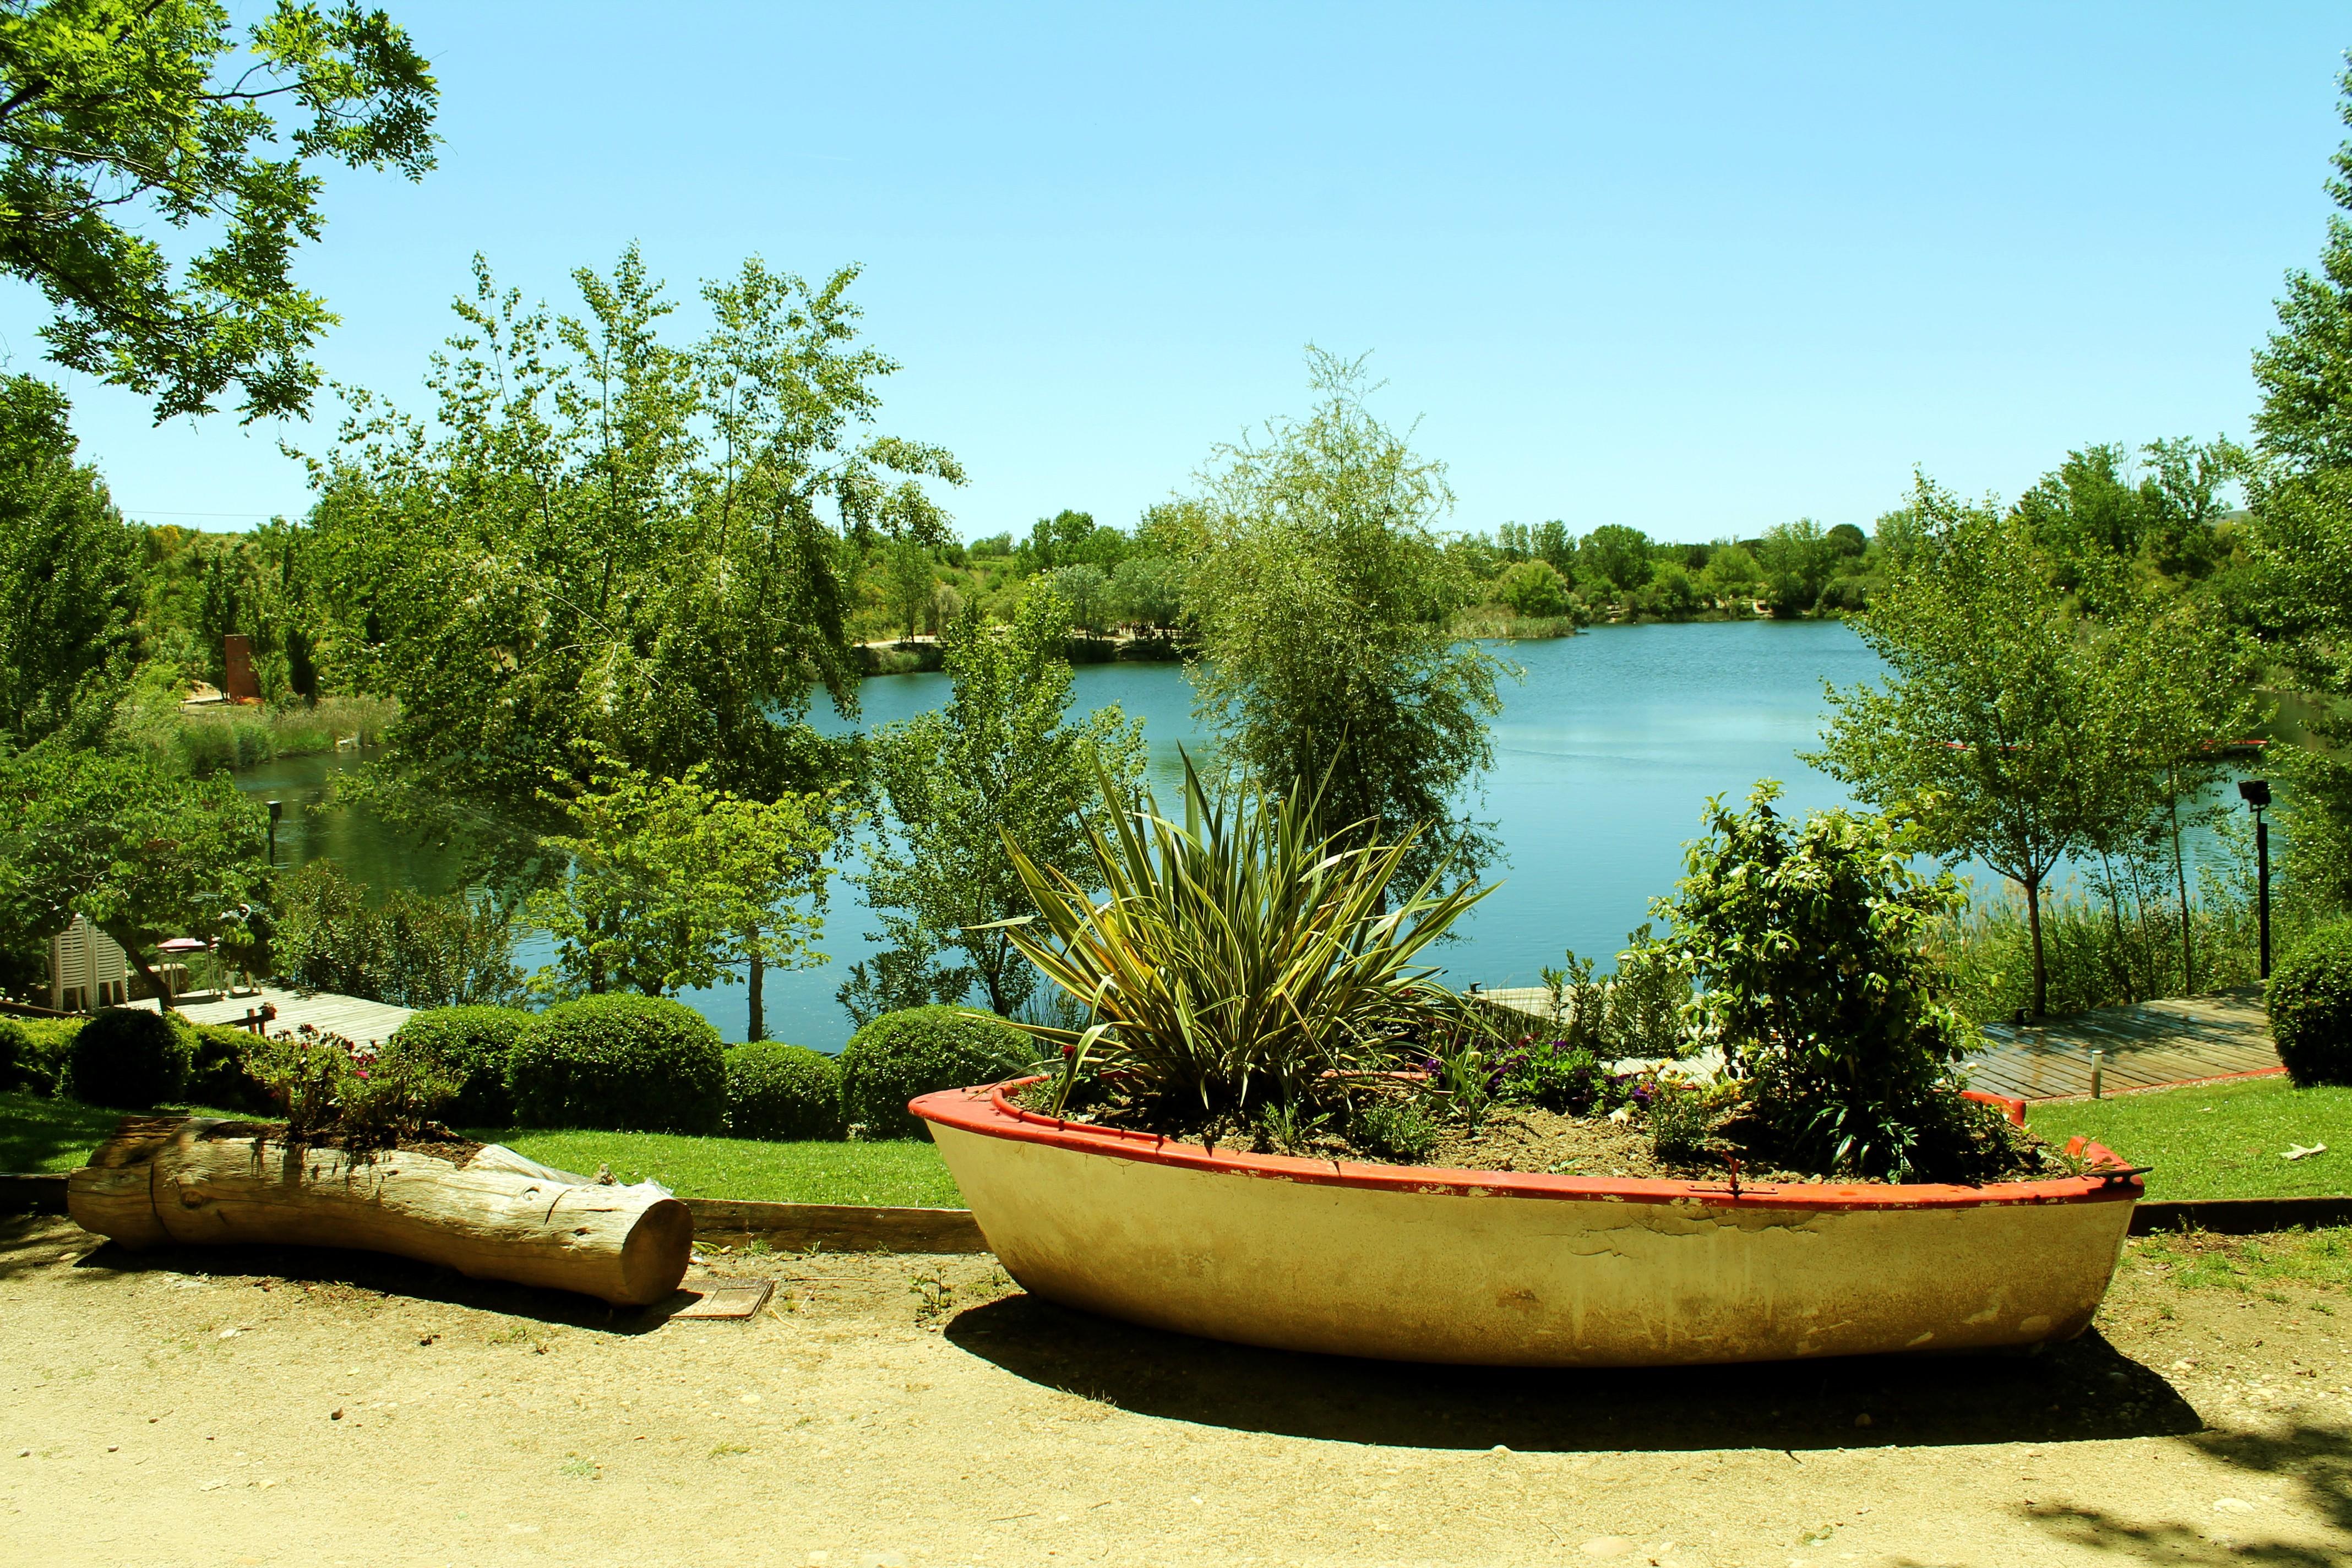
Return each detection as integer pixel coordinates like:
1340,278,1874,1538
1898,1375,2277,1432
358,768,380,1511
915,1082,2144,1368
67,1116,692,1308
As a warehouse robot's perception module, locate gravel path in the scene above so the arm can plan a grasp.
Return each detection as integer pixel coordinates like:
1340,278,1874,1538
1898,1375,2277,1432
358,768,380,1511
1,1215,2346,1567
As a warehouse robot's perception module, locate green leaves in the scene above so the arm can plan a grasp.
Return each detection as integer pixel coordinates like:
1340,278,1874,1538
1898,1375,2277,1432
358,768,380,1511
1184,348,1509,887
305,246,952,834
1659,782,1974,1180
0,740,269,992
0,1,438,421
995,753,1492,1123
525,758,840,1001
852,588,1144,1020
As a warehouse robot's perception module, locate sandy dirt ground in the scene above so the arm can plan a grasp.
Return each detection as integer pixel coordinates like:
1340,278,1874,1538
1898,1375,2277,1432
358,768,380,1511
1,1214,2346,1568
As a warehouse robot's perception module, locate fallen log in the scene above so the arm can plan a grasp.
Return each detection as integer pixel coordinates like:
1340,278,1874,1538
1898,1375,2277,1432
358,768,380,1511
66,1117,691,1307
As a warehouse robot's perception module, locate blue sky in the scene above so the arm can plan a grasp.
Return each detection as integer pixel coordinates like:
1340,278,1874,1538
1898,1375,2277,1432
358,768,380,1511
15,2,2352,542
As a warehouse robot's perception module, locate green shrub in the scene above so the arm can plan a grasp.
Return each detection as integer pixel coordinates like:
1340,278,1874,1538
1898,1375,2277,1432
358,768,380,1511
1658,783,1977,1180
391,1005,535,1125
2268,918,2352,1087
0,1017,27,1091
508,995,725,1134
67,1008,193,1109
8,1018,81,1095
840,1006,1032,1138
189,1025,275,1114
723,1041,844,1141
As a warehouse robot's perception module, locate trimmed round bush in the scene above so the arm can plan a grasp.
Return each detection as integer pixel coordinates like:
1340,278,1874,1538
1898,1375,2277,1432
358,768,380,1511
2267,918,2352,1087
68,1008,193,1109
839,1006,1032,1139
392,1005,535,1126
508,994,724,1133
723,1041,844,1141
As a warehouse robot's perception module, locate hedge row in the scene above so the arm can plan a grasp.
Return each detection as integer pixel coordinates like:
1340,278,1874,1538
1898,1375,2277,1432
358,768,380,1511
3,999,1037,1142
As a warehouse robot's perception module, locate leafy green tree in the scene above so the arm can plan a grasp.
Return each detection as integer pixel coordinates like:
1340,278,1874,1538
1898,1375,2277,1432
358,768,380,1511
1699,540,1762,606
847,590,1143,1020
1047,562,1112,640
1112,553,1185,636
1495,558,1572,618
0,1,437,422
0,377,139,744
1183,351,1508,884
1576,524,1652,595
525,759,839,1022
1810,477,2125,1016
1757,519,1835,616
881,536,935,641
0,743,268,1006
1637,558,1702,619
304,248,960,848
1532,519,1574,577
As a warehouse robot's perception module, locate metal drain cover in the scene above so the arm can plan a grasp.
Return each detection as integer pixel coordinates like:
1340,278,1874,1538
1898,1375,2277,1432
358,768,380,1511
669,1276,776,1320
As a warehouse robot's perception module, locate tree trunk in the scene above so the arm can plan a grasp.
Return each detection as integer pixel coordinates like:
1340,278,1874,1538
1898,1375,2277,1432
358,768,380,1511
102,924,173,1012
2168,786,2194,994
747,934,765,1043
2024,874,2048,1019
67,1117,691,1308
2096,850,2133,1002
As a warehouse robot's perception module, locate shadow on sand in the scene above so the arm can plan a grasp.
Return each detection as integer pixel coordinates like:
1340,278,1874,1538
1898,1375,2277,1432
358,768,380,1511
0,1214,696,1333
944,1292,2203,1453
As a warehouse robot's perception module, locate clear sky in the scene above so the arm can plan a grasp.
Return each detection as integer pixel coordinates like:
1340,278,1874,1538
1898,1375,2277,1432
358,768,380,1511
14,2,2352,543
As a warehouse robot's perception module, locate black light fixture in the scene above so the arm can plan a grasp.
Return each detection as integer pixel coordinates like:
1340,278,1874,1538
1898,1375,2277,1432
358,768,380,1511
2238,779,2272,978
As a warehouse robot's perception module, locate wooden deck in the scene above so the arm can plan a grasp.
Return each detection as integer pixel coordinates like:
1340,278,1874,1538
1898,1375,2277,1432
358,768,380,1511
127,982,414,1047
1468,984,2283,1102
1964,988,2280,1101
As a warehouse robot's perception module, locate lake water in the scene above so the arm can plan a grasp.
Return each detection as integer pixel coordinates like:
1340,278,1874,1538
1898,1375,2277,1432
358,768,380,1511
241,621,1896,1048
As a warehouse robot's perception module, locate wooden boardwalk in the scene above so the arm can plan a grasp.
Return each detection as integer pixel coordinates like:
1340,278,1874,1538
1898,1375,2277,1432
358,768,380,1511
1964,988,2280,1101
1469,984,2283,1102
127,983,413,1047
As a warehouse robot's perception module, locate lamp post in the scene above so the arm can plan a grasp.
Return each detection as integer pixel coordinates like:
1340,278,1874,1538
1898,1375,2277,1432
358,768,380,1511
265,799,282,867
2238,778,2271,979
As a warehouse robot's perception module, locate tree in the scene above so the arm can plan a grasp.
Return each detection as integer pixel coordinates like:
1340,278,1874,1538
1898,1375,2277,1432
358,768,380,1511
848,591,1144,1021
1183,350,1508,884
1809,476,2122,1016
1112,553,1185,636
1495,558,1572,618
524,759,837,1025
0,742,268,1006
882,536,934,641
1700,540,1762,607
1577,524,1653,595
1757,519,1836,616
1047,562,1112,641
303,248,960,851
0,1,437,422
0,377,139,744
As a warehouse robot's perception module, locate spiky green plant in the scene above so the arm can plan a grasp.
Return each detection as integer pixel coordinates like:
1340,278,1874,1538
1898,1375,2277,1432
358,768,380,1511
987,754,1493,1125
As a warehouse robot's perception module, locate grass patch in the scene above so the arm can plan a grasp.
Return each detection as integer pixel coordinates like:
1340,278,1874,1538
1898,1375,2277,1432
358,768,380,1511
476,1128,963,1207
2129,1226,2352,1293
2028,1076,2352,1200
0,1091,130,1172
0,1090,254,1170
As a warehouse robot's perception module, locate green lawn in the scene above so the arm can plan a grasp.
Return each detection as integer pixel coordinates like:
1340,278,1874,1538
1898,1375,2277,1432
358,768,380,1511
0,1090,963,1207
478,1128,962,1207
0,1091,137,1172
2029,1076,2352,1200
